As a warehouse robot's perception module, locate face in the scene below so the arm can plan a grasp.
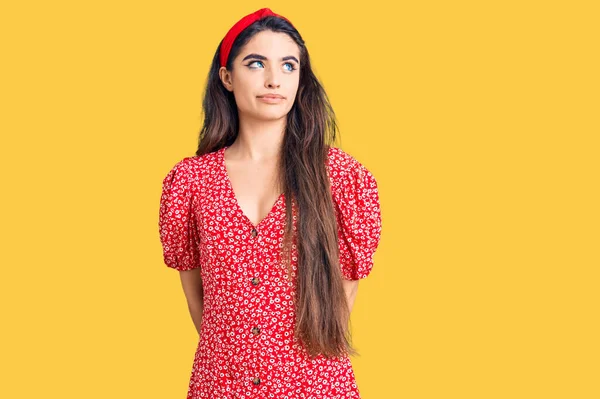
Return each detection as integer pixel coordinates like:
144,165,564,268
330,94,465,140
219,30,301,122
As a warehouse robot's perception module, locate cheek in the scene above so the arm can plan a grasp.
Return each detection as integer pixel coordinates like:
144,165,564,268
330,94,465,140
287,77,300,98
233,81,259,104
232,88,254,109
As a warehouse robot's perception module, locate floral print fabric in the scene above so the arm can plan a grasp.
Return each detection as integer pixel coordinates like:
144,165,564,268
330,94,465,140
159,146,382,398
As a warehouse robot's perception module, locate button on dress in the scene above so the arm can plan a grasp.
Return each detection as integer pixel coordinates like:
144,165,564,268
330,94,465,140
158,146,382,399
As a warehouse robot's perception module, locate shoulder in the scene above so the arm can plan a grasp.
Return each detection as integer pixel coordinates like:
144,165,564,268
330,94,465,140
169,150,217,173
327,146,359,172
161,150,221,192
326,146,377,192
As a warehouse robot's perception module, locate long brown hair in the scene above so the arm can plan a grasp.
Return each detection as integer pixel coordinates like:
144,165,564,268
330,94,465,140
195,16,357,359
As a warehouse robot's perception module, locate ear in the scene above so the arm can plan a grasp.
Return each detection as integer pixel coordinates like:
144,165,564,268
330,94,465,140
219,67,233,92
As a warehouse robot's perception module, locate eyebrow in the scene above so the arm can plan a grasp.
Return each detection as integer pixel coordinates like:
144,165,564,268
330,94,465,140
242,53,299,64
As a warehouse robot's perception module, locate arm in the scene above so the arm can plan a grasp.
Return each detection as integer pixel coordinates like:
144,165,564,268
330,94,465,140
342,279,359,313
179,268,204,335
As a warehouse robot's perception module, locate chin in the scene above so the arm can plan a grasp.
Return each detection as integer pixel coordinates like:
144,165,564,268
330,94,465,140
254,109,289,120
258,113,287,122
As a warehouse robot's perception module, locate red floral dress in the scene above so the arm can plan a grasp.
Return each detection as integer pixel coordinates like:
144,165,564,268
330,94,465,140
158,145,382,399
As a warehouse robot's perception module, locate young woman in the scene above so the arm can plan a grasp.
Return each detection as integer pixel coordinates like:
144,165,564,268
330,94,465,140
158,8,382,398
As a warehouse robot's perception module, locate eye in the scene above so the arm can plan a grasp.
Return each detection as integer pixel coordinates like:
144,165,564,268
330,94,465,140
283,62,297,72
248,61,265,69
246,60,298,72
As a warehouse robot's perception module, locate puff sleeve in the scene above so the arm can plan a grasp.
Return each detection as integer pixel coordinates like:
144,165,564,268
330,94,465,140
158,159,201,271
330,151,382,280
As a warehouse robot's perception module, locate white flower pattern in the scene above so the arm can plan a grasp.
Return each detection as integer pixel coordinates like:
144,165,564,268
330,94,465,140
159,146,382,398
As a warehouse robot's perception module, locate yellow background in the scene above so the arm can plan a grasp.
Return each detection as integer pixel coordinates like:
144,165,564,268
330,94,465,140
1,1,598,398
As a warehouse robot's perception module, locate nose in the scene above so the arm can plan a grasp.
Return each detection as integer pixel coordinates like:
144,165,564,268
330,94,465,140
265,69,281,89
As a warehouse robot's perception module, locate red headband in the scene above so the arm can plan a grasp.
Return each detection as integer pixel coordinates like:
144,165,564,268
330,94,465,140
219,8,295,68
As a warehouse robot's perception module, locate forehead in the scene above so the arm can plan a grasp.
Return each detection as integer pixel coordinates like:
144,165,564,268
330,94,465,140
241,30,299,58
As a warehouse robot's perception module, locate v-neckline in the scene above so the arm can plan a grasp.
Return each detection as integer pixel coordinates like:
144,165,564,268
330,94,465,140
220,146,285,229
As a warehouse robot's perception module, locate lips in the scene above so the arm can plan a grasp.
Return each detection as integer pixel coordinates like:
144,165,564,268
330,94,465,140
258,94,285,99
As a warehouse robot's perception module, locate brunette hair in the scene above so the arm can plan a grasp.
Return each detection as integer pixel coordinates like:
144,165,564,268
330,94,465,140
195,15,357,359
